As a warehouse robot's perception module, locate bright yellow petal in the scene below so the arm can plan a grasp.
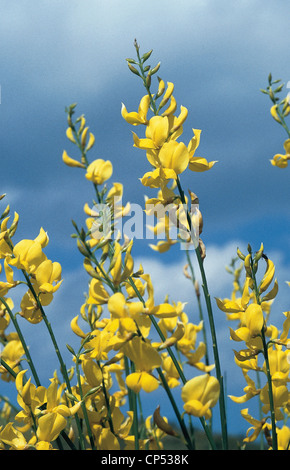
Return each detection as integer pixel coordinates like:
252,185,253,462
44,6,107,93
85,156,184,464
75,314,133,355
62,150,85,168
189,157,217,172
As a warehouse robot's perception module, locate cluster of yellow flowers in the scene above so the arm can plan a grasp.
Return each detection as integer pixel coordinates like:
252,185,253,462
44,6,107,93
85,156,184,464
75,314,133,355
261,74,290,168
0,58,219,448
216,248,290,449
1,43,290,451
121,61,215,254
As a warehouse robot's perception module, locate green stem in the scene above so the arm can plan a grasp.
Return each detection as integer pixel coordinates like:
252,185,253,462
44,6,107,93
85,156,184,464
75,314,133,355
157,367,195,450
72,97,216,450
261,332,277,450
130,360,140,451
185,248,210,368
249,255,277,450
135,44,158,115
270,96,290,138
0,296,41,387
0,357,18,380
20,271,86,449
176,176,228,450
75,353,96,450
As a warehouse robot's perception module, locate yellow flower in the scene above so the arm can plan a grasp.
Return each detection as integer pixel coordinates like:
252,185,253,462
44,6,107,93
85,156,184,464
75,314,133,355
0,338,24,382
263,348,290,385
149,238,177,253
270,104,282,123
85,159,113,185
109,241,134,287
187,129,217,172
181,374,220,420
275,426,290,450
85,322,116,361
185,342,215,373
270,139,290,168
0,423,36,450
62,150,85,168
0,259,18,296
34,259,62,294
133,115,169,150
161,354,180,388
0,300,10,334
158,140,189,177
158,81,174,109
241,408,270,443
121,95,150,125
36,379,81,443
20,289,43,323
260,382,288,421
9,228,48,274
229,370,260,404
107,292,144,334
81,358,103,388
87,278,110,305
10,240,46,274
227,303,264,344
15,370,47,431
142,273,178,319
176,320,203,356
259,257,275,293
122,336,162,393
94,426,120,450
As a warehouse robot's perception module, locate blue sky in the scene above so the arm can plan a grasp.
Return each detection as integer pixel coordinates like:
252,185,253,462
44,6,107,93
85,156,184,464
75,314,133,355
1,0,290,441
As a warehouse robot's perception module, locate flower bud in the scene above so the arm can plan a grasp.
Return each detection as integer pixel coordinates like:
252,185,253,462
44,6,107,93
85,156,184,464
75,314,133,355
66,127,76,143
153,406,178,436
81,127,89,149
156,78,165,99
78,116,86,133
146,74,151,88
62,150,85,168
1,204,10,219
149,62,161,76
237,248,245,260
254,243,264,262
270,105,282,123
141,49,153,62
127,63,141,76
77,239,88,256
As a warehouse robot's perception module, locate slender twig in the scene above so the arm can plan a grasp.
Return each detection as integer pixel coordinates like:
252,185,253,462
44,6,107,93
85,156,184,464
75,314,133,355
0,296,41,387
176,176,228,450
249,254,278,450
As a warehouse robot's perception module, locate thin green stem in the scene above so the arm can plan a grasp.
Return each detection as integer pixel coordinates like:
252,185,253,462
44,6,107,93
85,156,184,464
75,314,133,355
249,254,278,450
75,354,96,450
269,94,290,139
129,360,140,451
176,175,228,450
134,43,158,115
157,367,195,450
0,296,41,387
20,270,86,449
0,357,17,380
261,331,277,450
185,248,210,368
